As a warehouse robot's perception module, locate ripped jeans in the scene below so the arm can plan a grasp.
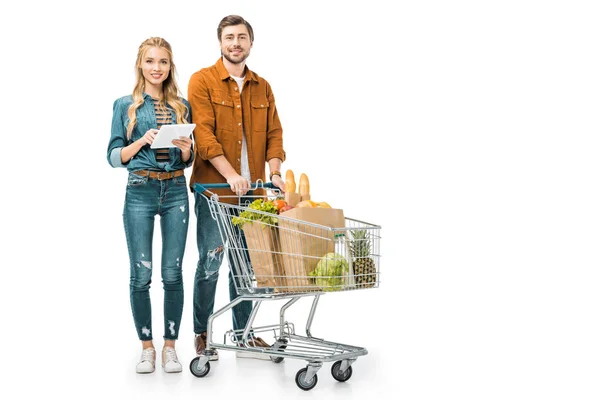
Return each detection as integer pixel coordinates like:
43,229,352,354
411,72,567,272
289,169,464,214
193,191,252,337
123,172,189,341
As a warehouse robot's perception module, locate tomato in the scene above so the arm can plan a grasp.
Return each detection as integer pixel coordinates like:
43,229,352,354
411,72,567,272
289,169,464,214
280,205,295,213
273,199,287,211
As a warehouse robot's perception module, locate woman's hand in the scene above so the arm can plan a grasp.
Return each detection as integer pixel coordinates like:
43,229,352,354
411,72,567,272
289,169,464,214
172,136,193,152
172,136,193,162
139,129,158,146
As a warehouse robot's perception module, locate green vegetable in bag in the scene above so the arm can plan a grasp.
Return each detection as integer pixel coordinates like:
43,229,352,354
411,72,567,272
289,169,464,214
232,199,278,228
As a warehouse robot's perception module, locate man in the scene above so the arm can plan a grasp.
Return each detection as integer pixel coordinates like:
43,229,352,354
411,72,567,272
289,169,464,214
188,15,286,361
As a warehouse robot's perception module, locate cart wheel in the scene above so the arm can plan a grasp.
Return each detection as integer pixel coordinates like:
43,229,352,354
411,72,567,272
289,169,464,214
189,357,210,378
270,344,287,363
295,367,318,391
331,360,353,382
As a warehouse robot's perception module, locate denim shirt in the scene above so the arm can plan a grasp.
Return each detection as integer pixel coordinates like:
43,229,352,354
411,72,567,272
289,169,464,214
107,93,194,172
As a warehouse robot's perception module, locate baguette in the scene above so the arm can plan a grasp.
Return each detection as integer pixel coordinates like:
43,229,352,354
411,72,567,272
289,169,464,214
298,173,310,197
285,170,296,193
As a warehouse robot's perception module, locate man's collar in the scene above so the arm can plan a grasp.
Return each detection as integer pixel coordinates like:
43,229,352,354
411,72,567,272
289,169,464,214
216,57,258,82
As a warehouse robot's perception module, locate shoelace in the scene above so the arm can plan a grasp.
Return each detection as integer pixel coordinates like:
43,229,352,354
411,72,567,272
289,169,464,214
141,349,155,363
163,348,179,364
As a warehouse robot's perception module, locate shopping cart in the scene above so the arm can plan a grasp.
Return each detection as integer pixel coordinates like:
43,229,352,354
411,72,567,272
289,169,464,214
189,181,381,391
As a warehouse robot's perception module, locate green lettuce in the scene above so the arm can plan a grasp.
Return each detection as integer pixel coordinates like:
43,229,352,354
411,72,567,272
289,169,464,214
232,199,278,228
309,252,348,291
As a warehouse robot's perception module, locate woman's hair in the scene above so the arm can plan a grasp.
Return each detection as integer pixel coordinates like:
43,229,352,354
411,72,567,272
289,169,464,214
217,15,254,42
126,37,188,140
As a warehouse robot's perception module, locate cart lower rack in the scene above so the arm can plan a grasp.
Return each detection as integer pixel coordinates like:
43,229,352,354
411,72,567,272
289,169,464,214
189,182,381,391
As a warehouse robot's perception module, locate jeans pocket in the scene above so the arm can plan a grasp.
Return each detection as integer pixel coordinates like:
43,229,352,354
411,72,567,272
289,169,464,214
127,172,148,187
174,175,187,186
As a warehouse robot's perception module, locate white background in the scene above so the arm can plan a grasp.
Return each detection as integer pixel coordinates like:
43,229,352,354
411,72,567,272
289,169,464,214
2,0,599,399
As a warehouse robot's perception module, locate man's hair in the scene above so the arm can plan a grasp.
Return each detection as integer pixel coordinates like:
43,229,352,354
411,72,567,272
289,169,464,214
217,15,254,42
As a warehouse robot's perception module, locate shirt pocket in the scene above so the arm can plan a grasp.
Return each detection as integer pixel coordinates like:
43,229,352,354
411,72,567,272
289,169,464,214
129,108,156,141
211,89,234,132
250,99,269,132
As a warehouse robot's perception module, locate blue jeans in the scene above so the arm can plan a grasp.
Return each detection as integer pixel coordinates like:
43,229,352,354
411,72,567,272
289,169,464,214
193,191,252,336
123,172,189,341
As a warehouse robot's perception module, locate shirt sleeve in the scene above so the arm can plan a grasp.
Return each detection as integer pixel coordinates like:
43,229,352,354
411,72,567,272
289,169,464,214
265,82,286,162
107,98,128,168
187,72,224,161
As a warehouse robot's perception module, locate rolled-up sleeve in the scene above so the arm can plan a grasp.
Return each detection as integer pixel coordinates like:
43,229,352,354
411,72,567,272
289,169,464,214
187,72,224,160
183,99,195,167
265,82,286,162
107,98,127,168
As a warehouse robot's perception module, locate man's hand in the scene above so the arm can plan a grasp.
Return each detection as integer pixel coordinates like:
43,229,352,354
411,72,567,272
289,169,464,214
271,174,285,194
227,174,251,195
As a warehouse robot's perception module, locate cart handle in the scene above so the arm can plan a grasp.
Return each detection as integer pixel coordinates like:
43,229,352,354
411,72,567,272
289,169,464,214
194,181,276,194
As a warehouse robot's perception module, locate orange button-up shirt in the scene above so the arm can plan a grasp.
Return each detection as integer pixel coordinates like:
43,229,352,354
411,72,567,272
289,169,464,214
188,58,285,199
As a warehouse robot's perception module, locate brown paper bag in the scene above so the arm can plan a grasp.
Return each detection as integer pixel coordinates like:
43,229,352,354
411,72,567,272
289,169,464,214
284,192,302,206
242,222,286,291
278,207,345,291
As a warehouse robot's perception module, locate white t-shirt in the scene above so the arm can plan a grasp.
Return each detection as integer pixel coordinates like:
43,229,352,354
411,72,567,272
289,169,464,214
231,75,251,182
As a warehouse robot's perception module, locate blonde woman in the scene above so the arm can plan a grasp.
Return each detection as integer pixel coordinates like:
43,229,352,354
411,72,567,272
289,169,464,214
107,37,193,373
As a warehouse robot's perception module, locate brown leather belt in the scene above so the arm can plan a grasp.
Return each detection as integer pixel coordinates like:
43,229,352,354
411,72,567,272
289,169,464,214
133,169,185,180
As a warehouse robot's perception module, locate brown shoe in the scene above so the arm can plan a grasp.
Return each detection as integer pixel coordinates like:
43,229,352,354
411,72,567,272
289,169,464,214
195,332,219,361
236,336,272,360
247,336,271,348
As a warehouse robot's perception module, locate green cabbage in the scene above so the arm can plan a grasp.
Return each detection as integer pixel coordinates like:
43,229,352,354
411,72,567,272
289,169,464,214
309,252,348,291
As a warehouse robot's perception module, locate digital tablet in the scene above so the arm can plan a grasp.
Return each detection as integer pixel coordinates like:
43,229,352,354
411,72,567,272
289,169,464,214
150,124,196,149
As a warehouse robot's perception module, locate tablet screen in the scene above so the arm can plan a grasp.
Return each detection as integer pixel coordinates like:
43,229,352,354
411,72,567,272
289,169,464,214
150,124,196,149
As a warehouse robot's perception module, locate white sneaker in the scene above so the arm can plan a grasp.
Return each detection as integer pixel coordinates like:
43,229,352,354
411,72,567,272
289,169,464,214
136,348,156,373
162,347,182,373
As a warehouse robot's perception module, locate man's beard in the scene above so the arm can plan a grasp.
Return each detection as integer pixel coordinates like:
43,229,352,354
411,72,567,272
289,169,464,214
222,48,249,65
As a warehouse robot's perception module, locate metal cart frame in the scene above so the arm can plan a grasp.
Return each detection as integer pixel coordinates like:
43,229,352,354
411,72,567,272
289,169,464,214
189,182,381,391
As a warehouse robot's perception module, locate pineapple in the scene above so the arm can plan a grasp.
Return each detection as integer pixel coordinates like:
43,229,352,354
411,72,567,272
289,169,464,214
350,230,377,288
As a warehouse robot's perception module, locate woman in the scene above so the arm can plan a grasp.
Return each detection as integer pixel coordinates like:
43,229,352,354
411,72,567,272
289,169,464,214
107,37,193,374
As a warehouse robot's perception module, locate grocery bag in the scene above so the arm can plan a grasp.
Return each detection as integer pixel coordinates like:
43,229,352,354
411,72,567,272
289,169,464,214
278,207,345,291
242,222,286,291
